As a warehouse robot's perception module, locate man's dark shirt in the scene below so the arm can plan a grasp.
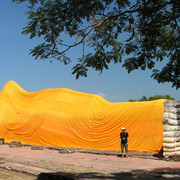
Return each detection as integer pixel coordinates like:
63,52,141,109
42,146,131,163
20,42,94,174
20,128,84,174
120,132,128,145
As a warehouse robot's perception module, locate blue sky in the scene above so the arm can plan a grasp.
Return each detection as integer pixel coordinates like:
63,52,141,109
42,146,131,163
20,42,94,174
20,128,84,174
0,0,179,102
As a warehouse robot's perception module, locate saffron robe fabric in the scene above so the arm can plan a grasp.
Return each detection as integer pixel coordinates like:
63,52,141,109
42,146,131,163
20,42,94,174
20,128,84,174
0,81,165,152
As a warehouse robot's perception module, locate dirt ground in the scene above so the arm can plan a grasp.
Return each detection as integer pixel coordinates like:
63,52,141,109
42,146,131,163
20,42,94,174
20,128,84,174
0,144,180,179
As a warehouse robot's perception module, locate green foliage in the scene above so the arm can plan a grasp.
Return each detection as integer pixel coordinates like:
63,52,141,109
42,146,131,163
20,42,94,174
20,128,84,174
129,95,175,102
148,94,175,101
12,0,180,89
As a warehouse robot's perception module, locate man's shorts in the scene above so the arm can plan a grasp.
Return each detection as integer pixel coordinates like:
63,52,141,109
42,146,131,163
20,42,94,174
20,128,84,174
121,143,128,152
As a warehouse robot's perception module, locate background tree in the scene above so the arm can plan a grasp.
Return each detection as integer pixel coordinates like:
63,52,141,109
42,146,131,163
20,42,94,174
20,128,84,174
12,0,180,89
129,94,175,102
139,95,148,101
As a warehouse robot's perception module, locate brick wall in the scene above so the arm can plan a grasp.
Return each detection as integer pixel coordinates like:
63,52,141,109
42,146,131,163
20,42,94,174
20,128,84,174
163,101,180,156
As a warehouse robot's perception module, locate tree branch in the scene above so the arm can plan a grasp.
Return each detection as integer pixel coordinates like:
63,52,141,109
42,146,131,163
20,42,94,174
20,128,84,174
37,0,177,59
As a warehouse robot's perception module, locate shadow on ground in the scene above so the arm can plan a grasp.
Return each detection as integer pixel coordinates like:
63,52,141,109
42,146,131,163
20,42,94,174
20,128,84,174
37,168,180,180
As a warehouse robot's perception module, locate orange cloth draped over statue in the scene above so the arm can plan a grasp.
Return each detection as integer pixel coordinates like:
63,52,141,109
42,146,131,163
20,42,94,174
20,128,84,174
0,81,165,152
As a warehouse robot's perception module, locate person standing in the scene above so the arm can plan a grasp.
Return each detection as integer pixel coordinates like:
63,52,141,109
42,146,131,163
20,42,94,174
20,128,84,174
120,127,129,157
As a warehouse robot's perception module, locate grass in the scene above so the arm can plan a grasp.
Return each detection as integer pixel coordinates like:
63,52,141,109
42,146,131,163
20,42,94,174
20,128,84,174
0,168,36,180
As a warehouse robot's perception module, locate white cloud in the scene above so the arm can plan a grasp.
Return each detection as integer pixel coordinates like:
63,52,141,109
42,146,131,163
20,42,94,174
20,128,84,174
97,92,118,102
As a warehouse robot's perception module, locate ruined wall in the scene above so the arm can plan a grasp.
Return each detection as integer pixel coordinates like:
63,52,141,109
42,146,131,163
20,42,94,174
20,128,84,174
163,101,180,156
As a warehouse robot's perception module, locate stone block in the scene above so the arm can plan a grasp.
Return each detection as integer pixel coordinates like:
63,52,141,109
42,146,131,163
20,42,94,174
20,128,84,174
0,138,4,145
9,141,22,148
164,101,174,107
168,154,180,161
58,149,75,154
31,145,44,150
164,101,180,108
